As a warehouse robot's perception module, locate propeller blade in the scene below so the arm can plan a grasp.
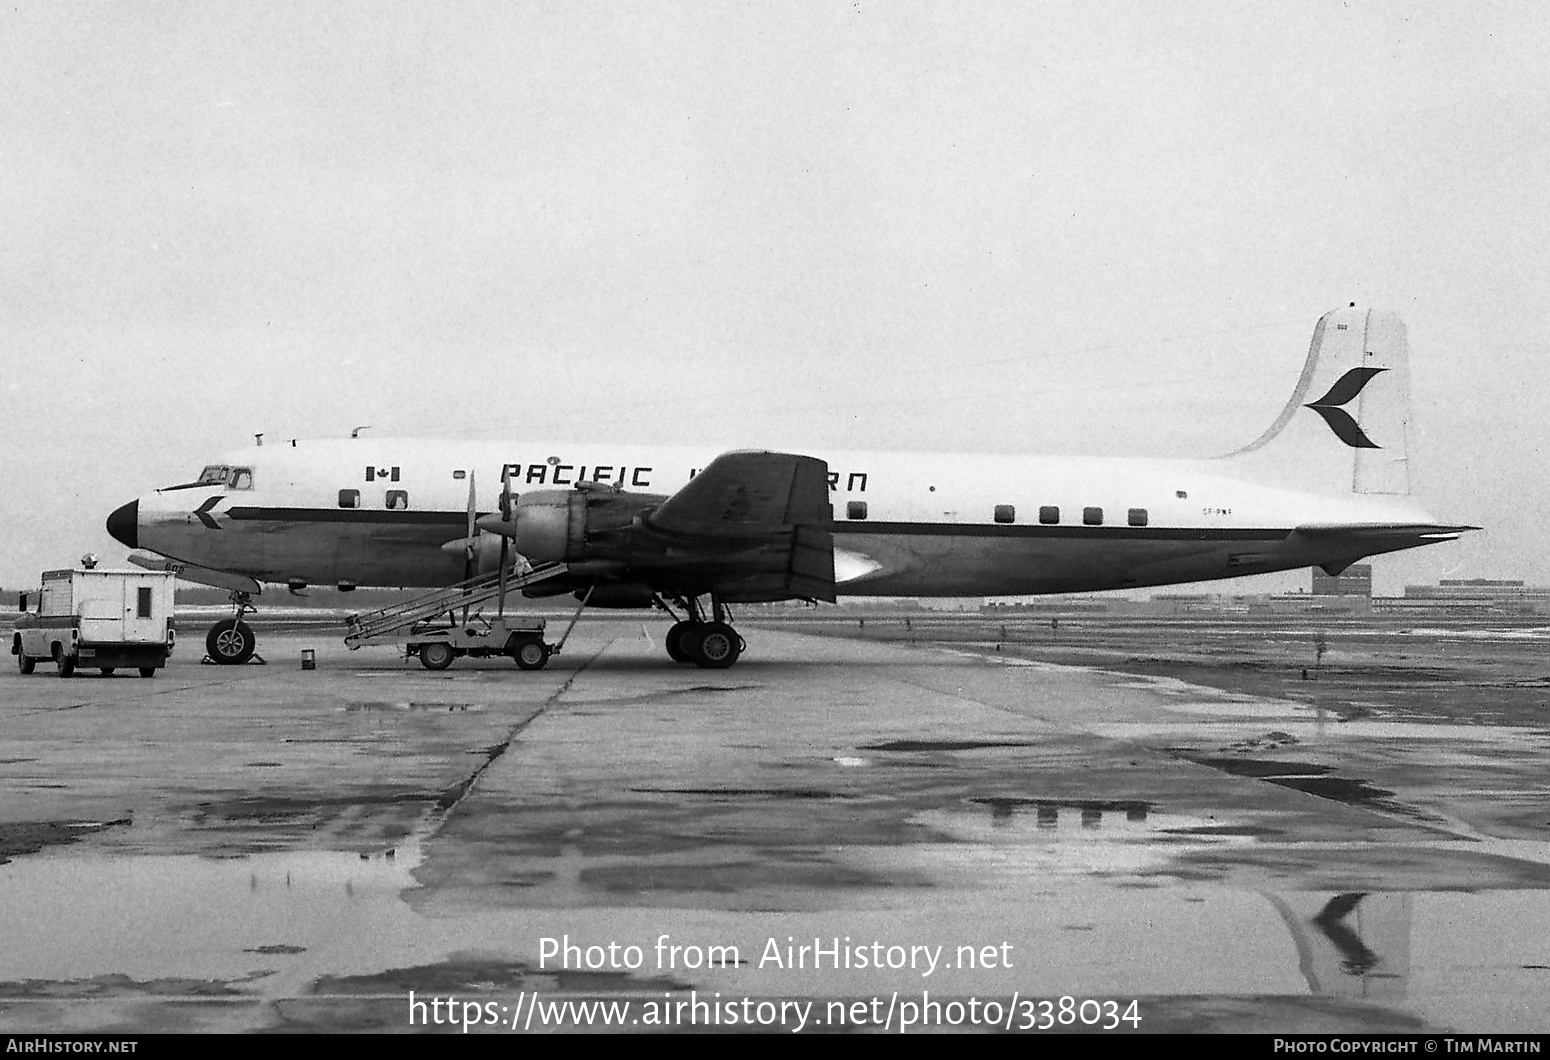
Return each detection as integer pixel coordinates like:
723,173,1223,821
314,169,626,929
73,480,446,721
463,470,477,580
465,470,477,546
498,465,512,614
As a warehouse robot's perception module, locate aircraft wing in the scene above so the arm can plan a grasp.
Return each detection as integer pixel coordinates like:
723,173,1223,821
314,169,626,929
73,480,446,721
648,450,833,537
643,451,836,602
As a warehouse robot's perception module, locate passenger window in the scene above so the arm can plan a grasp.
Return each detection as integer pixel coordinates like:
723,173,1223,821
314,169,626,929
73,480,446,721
1128,508,1148,526
338,489,360,509
1083,506,1104,525
386,489,409,510
1038,505,1060,525
230,468,253,490
993,504,1016,524
846,501,868,520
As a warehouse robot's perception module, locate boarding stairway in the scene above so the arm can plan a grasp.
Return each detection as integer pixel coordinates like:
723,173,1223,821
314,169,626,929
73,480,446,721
343,562,569,648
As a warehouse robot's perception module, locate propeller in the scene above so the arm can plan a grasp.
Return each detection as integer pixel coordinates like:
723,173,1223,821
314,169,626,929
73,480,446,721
497,464,514,616
463,470,478,581
460,471,477,624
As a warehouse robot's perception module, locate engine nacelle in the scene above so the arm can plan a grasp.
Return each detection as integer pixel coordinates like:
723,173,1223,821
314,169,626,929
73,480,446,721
580,584,657,609
476,487,666,565
505,490,579,565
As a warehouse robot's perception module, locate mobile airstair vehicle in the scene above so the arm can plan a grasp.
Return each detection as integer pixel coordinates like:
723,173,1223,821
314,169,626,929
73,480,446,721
342,561,576,670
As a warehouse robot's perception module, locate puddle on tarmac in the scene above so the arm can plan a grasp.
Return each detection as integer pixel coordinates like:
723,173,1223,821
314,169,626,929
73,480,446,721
631,786,859,801
860,739,1036,752
343,701,487,713
1089,718,1550,745
1175,756,1420,817
2,847,1550,1029
906,799,1259,880
0,846,423,983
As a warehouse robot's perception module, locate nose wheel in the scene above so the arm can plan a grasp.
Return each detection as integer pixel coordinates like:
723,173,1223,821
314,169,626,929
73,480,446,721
206,618,256,665
203,592,265,665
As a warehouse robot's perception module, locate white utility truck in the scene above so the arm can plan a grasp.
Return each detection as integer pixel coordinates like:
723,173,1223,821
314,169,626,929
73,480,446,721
13,568,177,677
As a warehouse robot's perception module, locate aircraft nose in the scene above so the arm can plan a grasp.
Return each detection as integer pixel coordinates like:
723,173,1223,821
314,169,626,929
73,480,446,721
107,500,139,549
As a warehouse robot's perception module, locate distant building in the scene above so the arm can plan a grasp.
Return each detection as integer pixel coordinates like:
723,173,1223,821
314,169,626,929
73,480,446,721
1388,578,1550,615
1311,564,1372,597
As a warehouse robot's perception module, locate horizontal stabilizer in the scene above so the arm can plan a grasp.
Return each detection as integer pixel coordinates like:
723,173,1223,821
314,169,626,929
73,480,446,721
1289,523,1478,571
1293,522,1478,543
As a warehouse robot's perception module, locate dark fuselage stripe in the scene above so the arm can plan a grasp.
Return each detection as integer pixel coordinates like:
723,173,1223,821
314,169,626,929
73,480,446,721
226,507,467,526
223,506,1292,541
832,522,1291,541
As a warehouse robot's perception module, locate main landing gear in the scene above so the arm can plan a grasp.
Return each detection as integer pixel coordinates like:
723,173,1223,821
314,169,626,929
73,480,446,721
204,591,265,665
657,595,745,670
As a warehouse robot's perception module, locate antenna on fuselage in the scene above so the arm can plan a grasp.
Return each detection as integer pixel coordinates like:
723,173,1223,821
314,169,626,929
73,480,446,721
351,425,371,439
254,433,263,446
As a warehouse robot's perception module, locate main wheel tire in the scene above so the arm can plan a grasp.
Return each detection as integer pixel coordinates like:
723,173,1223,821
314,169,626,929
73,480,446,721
688,622,741,669
100,667,115,676
513,640,550,671
419,642,456,670
54,645,75,678
664,621,696,663
138,666,157,678
18,653,35,675
206,619,256,665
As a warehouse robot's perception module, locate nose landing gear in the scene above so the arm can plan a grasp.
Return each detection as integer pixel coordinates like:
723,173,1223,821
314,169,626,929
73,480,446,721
203,592,265,665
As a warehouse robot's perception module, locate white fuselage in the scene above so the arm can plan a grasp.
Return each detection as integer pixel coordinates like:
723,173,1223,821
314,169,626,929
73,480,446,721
115,438,1444,597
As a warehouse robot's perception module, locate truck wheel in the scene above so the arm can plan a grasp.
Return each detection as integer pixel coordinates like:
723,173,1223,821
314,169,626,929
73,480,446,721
100,667,115,677
17,654,34,675
418,642,456,670
54,645,75,678
513,640,550,671
206,619,256,665
138,667,157,678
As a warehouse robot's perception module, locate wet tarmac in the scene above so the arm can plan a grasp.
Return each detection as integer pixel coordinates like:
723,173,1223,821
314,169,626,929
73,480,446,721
1,618,1548,1033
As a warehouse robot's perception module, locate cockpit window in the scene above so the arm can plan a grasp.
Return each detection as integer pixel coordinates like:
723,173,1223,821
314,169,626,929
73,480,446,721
193,465,253,490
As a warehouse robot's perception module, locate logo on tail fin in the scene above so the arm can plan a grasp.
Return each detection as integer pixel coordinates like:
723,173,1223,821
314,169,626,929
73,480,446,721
1304,367,1387,449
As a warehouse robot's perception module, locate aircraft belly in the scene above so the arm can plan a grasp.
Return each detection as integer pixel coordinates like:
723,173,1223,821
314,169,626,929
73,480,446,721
153,519,460,589
142,518,270,584
836,532,1289,597
278,521,462,587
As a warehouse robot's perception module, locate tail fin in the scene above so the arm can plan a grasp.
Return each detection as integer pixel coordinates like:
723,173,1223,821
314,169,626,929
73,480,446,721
1217,306,1411,495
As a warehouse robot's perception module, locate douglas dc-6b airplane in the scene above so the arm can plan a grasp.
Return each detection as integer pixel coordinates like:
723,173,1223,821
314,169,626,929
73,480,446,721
105,306,1473,670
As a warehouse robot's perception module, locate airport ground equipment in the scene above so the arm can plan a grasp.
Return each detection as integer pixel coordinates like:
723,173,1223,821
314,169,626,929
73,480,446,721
396,615,551,671
343,561,569,670
13,568,176,677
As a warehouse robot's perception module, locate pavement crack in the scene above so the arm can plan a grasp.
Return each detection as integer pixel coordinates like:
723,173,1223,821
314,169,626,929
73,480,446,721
420,642,610,832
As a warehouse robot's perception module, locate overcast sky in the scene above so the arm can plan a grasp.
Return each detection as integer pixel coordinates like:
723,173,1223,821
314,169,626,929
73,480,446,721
3,1,1545,593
